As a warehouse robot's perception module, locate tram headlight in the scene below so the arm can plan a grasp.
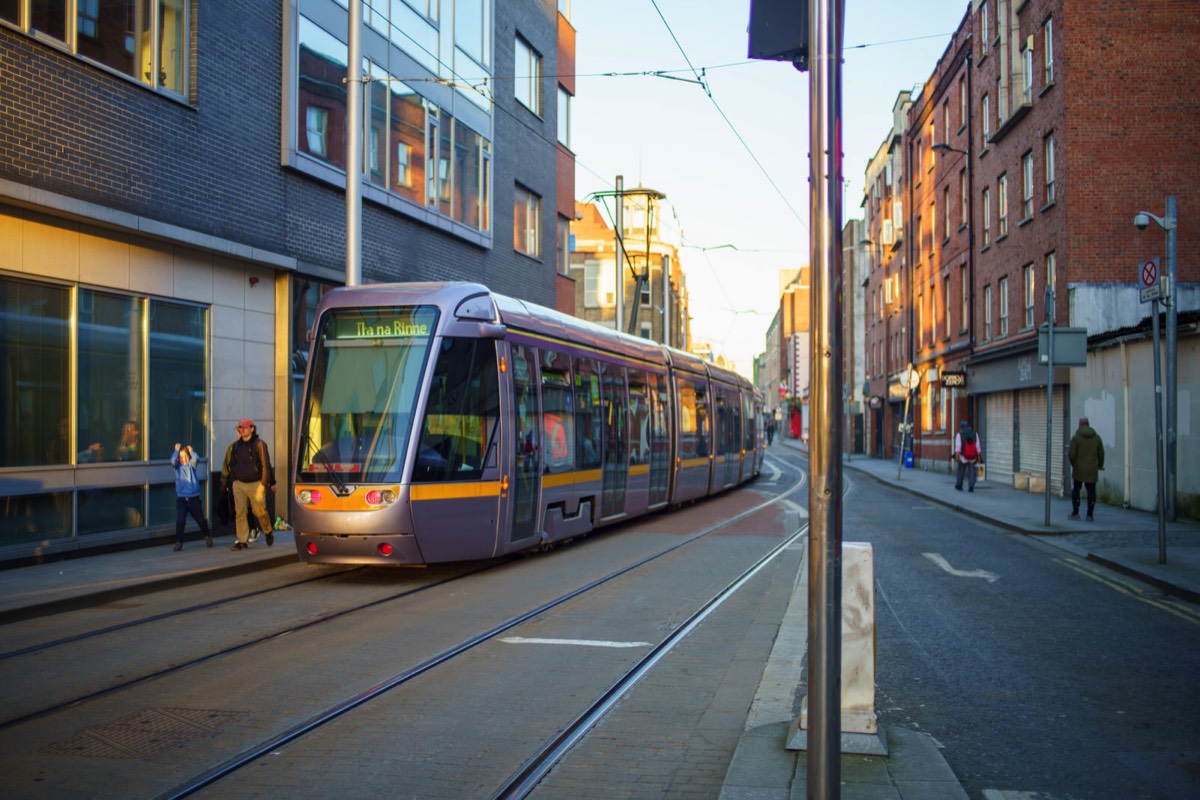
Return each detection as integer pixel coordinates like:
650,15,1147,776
364,489,396,507
298,489,322,504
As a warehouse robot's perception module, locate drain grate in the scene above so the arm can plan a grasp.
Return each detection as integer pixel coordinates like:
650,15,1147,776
42,707,249,761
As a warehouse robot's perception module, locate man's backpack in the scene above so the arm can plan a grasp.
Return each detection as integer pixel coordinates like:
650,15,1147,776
962,429,978,461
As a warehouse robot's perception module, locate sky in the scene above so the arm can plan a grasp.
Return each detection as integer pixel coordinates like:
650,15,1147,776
569,0,970,375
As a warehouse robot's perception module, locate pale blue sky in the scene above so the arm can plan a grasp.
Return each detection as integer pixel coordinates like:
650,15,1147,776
569,0,968,374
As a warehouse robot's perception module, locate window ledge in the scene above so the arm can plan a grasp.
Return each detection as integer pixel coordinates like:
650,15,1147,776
981,243,992,253
1039,80,1055,97
1040,199,1056,213
996,232,1009,243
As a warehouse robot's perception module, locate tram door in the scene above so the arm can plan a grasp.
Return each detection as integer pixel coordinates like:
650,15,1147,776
600,362,628,518
647,372,671,507
508,344,540,542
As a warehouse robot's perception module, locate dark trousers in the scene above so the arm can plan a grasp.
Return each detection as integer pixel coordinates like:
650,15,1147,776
176,496,210,543
955,459,977,490
1071,480,1096,515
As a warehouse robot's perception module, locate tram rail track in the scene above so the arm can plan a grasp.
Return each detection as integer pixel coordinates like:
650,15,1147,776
158,455,807,799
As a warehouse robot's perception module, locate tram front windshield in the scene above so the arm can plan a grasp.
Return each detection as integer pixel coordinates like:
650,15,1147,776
298,306,439,484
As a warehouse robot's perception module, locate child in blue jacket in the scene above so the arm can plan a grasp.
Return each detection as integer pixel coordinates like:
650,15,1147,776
171,443,213,551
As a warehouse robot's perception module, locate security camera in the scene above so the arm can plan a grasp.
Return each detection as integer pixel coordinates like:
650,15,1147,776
1134,212,1151,230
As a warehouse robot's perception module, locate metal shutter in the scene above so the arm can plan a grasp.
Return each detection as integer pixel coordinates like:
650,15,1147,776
984,393,1014,486
1018,387,1066,494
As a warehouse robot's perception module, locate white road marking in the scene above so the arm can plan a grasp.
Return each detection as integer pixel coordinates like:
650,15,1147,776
764,462,782,482
500,637,651,648
983,791,1065,800
923,552,999,583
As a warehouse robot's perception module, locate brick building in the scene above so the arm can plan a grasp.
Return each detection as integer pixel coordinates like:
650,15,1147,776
0,0,577,561
861,0,1199,516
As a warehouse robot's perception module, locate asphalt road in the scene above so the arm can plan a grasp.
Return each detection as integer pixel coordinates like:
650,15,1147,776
845,469,1200,799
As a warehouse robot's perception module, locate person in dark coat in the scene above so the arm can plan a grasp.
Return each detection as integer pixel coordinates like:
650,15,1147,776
1068,415,1104,521
221,418,275,550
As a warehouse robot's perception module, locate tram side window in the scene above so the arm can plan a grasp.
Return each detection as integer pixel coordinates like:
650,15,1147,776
540,350,574,473
628,371,650,465
714,391,729,456
677,377,709,458
573,356,602,469
412,338,499,482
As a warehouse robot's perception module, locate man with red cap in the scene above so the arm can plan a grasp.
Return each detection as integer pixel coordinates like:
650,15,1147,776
220,418,275,550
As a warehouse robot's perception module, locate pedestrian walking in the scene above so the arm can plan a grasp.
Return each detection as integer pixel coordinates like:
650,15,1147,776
953,420,980,492
1068,416,1104,521
221,418,275,550
171,443,212,551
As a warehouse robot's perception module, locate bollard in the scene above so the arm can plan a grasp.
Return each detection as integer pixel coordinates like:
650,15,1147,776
789,542,887,755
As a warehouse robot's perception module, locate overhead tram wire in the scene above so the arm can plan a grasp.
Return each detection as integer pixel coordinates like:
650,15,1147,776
647,0,805,229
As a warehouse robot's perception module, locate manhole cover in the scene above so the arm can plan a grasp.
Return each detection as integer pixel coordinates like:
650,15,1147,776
42,707,248,760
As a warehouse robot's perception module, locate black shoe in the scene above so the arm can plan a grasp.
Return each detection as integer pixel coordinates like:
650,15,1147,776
968,487,974,492
266,532,274,547
1069,512,1079,520
1086,514,1094,521
173,542,183,552
205,535,213,548
954,485,962,491
230,542,245,551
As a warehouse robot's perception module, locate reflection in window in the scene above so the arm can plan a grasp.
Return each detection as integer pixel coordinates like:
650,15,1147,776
0,277,70,468
454,122,483,228
298,15,347,166
0,0,19,25
78,290,144,464
455,0,488,67
390,82,425,202
77,485,145,535
0,491,72,543
148,300,206,457
31,0,68,42
412,338,499,483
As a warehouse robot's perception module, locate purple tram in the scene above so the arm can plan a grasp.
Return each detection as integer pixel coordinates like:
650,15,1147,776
290,282,765,566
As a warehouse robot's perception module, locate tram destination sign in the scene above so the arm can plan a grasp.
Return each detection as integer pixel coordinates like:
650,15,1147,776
332,308,436,340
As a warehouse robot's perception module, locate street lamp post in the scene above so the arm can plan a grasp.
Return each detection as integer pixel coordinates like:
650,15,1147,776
1134,198,1177,521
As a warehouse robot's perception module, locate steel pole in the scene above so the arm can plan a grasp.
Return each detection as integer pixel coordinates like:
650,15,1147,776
1152,305,1166,563
1165,196,1177,521
344,0,363,286
614,176,624,333
807,0,845,796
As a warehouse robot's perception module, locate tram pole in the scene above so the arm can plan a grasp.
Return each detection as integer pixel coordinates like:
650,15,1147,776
807,0,845,795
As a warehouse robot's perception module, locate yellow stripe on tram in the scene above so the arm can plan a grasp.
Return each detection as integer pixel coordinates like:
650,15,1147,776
410,481,502,501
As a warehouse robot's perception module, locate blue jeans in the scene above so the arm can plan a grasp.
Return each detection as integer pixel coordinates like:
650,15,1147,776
176,496,210,543
955,459,976,490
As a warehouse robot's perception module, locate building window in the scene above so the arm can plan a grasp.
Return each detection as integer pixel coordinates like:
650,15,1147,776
515,36,543,116
981,188,991,246
306,106,329,158
455,0,490,68
514,184,542,257
917,290,924,348
960,263,969,332
584,262,599,308
0,276,209,541
999,276,1009,337
981,94,990,147
959,77,967,130
1022,151,1034,219
11,0,191,95
1046,251,1057,298
943,186,951,240
943,275,951,339
1043,17,1054,84
1044,133,1056,204
557,215,570,275
984,284,993,341
996,75,1006,124
557,85,572,148
960,170,968,228
942,100,950,144
1023,263,1036,328
916,215,922,260
981,1,989,52
997,173,1008,237
1022,46,1034,103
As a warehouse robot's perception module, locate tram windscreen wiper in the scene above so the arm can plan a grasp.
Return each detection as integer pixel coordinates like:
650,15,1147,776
302,432,347,494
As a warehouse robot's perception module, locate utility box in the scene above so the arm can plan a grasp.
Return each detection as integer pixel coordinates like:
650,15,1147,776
1013,471,1030,490
1028,473,1046,494
747,0,809,68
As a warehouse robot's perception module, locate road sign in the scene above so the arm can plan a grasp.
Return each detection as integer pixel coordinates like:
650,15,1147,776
1139,258,1172,303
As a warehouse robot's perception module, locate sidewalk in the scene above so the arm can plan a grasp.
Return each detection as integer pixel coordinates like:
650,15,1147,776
0,530,297,624
720,436,1200,799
